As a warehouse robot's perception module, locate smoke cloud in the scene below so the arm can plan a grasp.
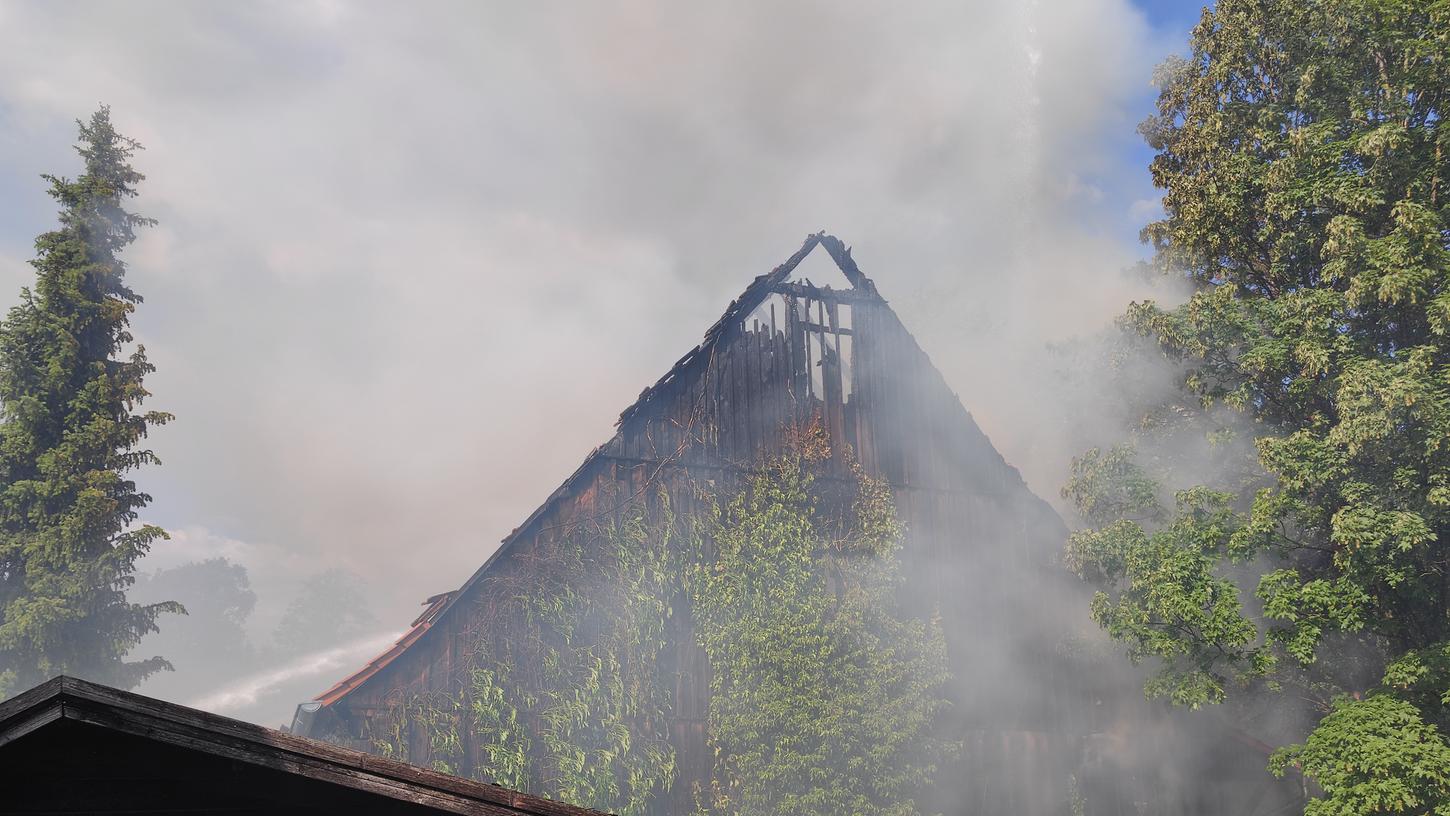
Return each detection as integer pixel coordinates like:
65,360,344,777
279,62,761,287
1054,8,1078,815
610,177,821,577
188,631,400,715
0,0,1191,727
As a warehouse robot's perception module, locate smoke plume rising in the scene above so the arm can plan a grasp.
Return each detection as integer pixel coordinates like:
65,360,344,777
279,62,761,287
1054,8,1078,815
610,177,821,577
0,0,1195,737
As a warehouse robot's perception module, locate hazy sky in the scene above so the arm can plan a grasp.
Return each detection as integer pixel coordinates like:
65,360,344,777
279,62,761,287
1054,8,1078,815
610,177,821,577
0,1,1202,715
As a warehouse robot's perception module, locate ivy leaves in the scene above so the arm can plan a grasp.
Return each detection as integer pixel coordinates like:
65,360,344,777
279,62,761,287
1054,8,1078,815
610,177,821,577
694,437,950,816
492,503,680,816
369,434,950,816
370,497,679,816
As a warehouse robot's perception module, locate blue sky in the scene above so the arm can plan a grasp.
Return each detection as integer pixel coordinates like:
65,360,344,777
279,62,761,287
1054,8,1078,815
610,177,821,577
1136,0,1207,30
1101,0,1206,254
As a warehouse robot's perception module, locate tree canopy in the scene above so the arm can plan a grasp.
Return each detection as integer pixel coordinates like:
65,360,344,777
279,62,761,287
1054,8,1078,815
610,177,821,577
131,558,256,700
1066,0,1450,811
272,569,377,657
0,107,178,697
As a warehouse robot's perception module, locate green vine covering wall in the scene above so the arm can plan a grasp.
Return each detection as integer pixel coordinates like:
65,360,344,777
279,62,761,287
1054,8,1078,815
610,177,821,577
366,491,679,815
692,433,951,816
366,427,951,816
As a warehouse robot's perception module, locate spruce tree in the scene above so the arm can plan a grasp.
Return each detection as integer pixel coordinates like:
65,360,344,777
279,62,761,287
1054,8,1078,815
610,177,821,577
0,107,179,698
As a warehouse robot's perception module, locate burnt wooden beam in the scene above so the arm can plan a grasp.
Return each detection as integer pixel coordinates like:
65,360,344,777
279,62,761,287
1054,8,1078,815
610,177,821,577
768,281,881,304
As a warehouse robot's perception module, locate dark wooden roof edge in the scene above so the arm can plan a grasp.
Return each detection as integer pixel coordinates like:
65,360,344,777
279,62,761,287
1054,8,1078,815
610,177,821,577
0,675,613,816
313,591,456,707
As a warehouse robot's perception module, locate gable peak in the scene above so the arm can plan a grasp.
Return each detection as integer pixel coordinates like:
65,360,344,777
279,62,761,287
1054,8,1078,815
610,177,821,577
774,232,873,293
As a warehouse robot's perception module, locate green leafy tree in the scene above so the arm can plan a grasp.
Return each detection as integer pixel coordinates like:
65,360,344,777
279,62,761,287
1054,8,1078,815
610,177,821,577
0,107,178,697
694,431,951,816
1065,2,1450,812
272,569,378,656
131,558,257,699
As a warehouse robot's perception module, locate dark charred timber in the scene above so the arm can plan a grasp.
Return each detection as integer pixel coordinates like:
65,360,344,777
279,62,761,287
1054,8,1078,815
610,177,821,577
768,280,880,305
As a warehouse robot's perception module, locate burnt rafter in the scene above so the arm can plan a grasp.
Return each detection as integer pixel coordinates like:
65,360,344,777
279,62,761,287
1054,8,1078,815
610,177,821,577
616,231,879,429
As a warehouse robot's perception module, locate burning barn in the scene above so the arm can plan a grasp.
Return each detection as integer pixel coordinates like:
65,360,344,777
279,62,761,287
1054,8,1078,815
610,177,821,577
300,234,1294,815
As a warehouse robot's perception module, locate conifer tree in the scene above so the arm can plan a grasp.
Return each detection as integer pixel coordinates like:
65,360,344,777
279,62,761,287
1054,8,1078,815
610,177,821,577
0,107,179,698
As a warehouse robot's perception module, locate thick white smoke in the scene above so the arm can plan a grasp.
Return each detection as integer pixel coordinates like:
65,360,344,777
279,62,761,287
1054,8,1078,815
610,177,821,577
0,0,1188,732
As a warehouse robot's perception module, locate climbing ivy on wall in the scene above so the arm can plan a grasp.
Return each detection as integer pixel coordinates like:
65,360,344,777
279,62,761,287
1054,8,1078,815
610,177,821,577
466,665,530,792
472,494,679,814
692,430,952,816
525,504,678,812
366,492,679,816
365,425,951,816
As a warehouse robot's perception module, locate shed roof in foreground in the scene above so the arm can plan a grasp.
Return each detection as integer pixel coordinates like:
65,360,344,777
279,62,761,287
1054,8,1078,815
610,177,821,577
0,675,610,816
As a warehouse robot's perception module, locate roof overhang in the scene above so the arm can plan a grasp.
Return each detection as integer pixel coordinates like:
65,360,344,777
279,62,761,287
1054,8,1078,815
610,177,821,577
0,675,608,816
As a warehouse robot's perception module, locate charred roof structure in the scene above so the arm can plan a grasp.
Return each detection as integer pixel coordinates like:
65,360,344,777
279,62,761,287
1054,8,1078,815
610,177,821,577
302,234,1298,815
0,675,610,816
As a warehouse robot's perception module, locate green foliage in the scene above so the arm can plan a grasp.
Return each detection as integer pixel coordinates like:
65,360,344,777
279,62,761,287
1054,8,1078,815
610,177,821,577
1063,445,1164,525
130,558,257,698
368,687,475,777
1066,482,1275,706
516,503,677,814
1271,694,1450,815
371,494,679,816
693,437,951,816
0,107,178,696
366,431,949,816
467,666,530,791
1068,0,1450,810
